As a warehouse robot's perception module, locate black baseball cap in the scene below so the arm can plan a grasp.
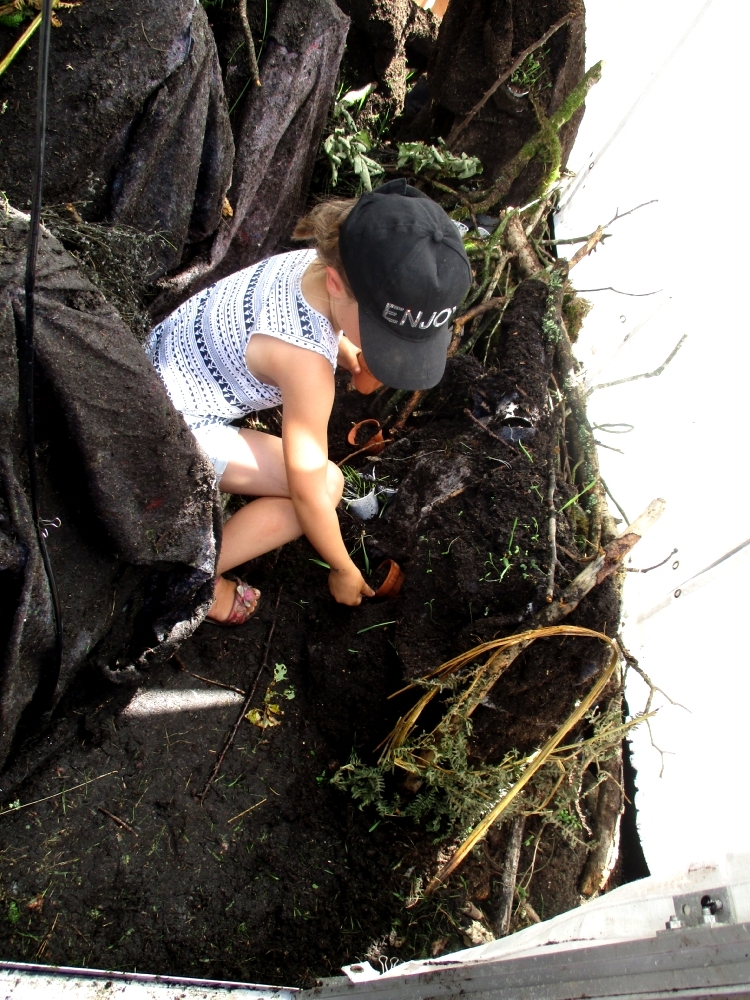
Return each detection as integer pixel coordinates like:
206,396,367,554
339,178,472,390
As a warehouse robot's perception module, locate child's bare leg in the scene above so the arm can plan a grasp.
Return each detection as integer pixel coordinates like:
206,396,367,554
207,428,343,621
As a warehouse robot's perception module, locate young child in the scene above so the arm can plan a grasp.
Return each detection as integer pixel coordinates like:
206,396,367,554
146,179,471,625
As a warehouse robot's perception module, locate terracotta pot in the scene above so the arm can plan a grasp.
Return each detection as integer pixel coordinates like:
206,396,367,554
352,354,383,395
347,418,386,456
373,559,405,599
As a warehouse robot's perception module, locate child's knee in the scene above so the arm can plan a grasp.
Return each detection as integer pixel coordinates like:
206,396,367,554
326,461,344,504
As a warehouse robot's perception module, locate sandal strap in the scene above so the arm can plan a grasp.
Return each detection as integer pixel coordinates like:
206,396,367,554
224,583,260,626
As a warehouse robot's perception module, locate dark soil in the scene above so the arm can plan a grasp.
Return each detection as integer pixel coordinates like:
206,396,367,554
0,283,625,987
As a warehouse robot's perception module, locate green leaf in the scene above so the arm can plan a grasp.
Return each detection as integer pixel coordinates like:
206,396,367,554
273,663,288,683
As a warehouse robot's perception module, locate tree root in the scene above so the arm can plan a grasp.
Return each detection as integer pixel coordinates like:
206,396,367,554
493,814,526,936
238,0,261,87
579,729,624,897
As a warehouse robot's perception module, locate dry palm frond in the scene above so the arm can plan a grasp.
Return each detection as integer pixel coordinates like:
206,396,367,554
426,632,619,892
382,624,618,761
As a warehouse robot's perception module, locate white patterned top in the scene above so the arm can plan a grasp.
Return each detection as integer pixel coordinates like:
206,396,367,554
146,250,338,430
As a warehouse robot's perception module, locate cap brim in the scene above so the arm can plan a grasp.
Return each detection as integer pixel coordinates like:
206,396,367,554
358,311,452,391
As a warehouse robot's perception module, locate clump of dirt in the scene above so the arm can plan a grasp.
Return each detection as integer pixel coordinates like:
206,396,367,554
0,271,631,987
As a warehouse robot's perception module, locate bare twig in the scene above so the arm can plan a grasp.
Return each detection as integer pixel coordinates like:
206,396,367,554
600,477,630,525
616,635,690,778
567,201,658,269
0,772,118,819
594,439,624,454
617,635,688,779
451,296,507,355
454,297,507,331
625,547,677,574
494,814,526,936
392,390,425,432
36,913,59,958
447,13,575,147
420,485,470,519
463,409,516,453
568,225,605,269
238,0,261,86
525,196,556,237
593,423,634,434
483,254,513,303
337,438,393,467
199,588,283,804
545,454,557,602
227,797,267,824
140,18,168,52
617,636,689,716
574,286,662,297
543,235,611,247
586,334,687,396
517,820,550,899
173,652,246,696
98,806,138,836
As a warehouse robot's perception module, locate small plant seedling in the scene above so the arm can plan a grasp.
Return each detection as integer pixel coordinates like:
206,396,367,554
510,49,548,92
246,663,296,730
558,480,596,514
349,531,371,575
7,901,20,925
342,465,375,501
556,808,583,830
356,620,396,635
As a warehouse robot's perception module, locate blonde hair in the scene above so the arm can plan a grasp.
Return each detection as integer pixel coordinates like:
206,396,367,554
292,198,357,296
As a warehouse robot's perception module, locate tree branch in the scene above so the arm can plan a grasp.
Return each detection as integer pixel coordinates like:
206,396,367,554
566,201,658,269
447,13,575,148
586,334,687,396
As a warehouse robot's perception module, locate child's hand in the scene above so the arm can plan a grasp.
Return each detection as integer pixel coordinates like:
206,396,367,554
329,563,375,606
352,352,383,395
337,335,383,394
337,335,362,377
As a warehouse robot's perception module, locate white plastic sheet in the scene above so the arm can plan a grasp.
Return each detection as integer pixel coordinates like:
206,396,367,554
554,0,750,874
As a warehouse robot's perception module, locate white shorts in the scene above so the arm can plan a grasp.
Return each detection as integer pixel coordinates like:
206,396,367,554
190,423,241,480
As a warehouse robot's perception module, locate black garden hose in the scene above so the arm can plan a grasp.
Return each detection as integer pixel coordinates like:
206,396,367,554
20,0,64,709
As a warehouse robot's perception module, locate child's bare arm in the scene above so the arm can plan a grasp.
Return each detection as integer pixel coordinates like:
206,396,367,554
274,345,374,606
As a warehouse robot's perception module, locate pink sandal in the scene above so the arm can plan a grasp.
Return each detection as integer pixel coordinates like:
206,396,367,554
207,581,261,627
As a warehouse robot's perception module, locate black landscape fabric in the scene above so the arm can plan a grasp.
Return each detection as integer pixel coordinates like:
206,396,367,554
0,203,222,769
